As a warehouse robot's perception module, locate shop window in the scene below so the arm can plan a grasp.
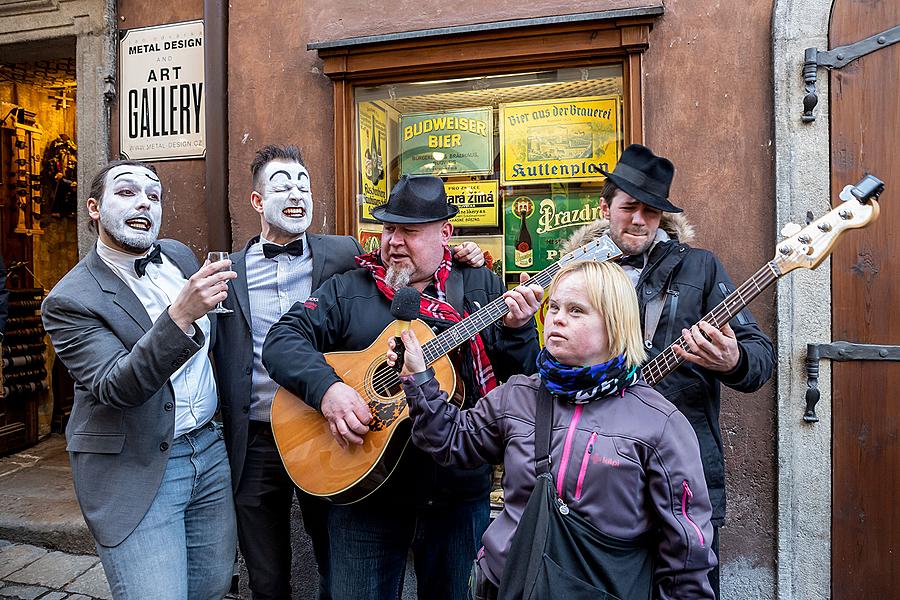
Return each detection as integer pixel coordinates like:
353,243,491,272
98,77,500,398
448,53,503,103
353,64,624,288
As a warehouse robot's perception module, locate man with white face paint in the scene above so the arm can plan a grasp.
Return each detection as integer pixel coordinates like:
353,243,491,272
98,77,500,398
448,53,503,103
42,160,238,599
214,145,488,600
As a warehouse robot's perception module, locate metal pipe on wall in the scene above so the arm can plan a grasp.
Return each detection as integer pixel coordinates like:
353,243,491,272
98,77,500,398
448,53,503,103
204,0,231,251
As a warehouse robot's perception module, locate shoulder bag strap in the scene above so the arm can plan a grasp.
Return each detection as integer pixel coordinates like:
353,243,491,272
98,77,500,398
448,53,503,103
534,384,554,476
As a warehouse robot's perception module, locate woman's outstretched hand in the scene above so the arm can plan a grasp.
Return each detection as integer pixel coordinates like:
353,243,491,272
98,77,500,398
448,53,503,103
387,328,427,376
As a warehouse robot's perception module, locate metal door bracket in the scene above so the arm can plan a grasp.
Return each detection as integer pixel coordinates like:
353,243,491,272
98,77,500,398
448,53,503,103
803,342,900,422
802,25,900,122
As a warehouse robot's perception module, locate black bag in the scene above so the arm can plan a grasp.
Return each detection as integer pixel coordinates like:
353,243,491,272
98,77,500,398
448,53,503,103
498,387,654,600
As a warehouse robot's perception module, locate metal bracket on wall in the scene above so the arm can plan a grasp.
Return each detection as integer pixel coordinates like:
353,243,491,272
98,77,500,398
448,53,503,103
804,341,900,422
802,25,900,122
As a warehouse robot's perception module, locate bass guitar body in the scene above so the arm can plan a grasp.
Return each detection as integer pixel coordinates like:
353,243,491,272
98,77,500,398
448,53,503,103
270,319,460,505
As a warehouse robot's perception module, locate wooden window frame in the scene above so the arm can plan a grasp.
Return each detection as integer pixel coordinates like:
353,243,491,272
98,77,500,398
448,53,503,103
312,11,659,235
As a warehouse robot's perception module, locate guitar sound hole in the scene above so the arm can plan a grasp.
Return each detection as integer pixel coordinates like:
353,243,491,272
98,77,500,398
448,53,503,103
371,362,403,398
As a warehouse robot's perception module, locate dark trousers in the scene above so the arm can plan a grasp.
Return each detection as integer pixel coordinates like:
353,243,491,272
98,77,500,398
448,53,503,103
709,525,720,600
328,496,490,600
234,421,331,600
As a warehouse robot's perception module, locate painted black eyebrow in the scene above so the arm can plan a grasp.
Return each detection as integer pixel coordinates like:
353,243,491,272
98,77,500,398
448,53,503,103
269,170,293,181
112,171,161,183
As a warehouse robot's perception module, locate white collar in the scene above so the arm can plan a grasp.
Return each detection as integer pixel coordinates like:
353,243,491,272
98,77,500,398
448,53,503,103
97,238,156,278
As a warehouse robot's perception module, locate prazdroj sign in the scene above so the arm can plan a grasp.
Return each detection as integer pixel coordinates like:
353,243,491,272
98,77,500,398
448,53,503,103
504,189,606,273
500,96,620,186
119,20,206,161
400,108,493,176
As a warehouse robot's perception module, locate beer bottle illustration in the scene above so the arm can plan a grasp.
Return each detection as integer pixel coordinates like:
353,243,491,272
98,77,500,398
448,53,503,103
514,200,534,269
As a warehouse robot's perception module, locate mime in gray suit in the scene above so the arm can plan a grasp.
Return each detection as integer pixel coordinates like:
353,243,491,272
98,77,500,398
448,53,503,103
42,160,238,600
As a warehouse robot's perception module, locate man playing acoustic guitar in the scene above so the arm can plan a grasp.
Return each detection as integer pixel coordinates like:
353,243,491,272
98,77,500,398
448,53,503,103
263,174,543,600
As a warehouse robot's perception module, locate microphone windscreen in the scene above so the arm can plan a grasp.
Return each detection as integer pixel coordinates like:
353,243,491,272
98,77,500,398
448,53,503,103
390,287,421,321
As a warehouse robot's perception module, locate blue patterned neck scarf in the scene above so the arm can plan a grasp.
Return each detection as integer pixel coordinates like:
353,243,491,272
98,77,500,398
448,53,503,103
537,349,640,404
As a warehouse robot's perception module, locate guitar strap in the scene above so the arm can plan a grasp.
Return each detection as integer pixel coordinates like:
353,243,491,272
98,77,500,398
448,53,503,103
642,269,674,351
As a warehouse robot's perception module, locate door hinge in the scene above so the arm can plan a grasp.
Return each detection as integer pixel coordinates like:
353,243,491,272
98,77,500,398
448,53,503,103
802,24,900,122
803,342,900,422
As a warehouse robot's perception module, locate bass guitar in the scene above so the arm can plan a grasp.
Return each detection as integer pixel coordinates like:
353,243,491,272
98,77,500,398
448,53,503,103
642,175,883,386
270,235,622,504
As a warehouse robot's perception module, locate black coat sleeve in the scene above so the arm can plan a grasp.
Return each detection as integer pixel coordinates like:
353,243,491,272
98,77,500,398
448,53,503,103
262,275,346,412
479,270,541,380
701,253,775,393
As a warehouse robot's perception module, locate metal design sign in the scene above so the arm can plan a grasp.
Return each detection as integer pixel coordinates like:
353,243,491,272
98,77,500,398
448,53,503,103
119,20,206,161
446,180,499,228
500,96,620,185
400,108,493,175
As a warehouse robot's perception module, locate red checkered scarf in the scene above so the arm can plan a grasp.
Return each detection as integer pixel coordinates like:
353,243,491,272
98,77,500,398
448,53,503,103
355,247,498,397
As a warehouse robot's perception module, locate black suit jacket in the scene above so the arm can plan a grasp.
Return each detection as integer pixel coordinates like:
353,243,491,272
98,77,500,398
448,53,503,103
213,233,362,489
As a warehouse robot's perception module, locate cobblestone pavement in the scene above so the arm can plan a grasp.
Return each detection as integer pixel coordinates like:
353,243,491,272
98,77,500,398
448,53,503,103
0,539,110,600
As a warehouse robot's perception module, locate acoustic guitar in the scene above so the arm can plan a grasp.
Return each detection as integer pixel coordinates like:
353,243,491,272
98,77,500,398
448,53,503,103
641,175,883,386
270,235,623,504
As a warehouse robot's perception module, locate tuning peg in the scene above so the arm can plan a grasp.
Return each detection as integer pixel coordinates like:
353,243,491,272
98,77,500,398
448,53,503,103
780,223,802,237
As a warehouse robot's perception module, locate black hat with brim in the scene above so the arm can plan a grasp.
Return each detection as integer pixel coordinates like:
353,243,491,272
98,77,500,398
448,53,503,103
371,174,459,224
600,144,682,213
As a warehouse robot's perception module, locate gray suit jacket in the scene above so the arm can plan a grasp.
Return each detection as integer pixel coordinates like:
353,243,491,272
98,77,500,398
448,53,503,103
213,233,362,489
42,240,215,547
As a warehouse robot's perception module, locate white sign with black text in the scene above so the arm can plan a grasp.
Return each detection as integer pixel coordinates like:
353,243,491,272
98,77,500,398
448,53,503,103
119,20,206,161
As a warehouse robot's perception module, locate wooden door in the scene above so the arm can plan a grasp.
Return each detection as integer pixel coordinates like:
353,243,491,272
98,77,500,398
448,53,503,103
830,1,900,596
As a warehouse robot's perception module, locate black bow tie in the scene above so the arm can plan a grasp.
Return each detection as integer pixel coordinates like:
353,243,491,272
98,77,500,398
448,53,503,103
262,238,304,259
619,253,646,269
134,245,163,277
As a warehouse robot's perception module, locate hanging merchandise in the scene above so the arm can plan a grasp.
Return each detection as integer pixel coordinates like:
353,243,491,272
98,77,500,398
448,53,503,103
1,106,44,236
41,134,78,217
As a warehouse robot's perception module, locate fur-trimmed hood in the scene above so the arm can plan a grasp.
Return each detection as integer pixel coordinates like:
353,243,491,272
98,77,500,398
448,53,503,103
562,212,696,254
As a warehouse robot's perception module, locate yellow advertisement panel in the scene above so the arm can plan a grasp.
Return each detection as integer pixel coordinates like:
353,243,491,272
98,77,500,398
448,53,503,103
500,96,620,186
446,181,499,228
358,102,389,222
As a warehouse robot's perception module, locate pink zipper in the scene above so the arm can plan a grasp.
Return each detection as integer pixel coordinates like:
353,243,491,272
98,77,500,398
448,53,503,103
555,405,583,498
574,432,598,500
682,480,705,546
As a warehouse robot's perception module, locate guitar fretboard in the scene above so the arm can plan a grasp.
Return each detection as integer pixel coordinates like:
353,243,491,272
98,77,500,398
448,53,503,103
642,261,781,386
421,262,563,365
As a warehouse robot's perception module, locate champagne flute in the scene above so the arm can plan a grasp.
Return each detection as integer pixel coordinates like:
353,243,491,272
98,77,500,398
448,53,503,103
207,251,234,314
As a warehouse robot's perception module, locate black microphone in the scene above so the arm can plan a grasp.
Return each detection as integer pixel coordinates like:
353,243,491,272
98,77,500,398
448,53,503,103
389,287,421,372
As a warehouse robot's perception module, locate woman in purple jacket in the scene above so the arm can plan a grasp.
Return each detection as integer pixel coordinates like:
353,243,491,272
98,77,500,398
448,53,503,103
388,260,716,599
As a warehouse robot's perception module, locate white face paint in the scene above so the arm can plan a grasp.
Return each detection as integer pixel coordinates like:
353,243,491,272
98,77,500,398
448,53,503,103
97,165,162,254
260,160,313,239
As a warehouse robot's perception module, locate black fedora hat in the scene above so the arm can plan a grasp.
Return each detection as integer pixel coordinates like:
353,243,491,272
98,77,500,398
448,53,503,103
600,144,682,213
372,174,459,224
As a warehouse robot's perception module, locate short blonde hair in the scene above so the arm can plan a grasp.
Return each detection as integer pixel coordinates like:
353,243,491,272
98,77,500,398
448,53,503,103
547,261,647,368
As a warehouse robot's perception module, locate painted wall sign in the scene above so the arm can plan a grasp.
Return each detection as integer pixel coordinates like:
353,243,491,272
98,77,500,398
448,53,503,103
450,235,505,281
499,96,620,185
446,180,499,228
358,102,389,222
400,108,493,175
503,189,605,273
119,20,206,161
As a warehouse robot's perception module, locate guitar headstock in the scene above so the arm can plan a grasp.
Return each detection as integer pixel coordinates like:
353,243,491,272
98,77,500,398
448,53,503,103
559,234,623,267
774,175,883,275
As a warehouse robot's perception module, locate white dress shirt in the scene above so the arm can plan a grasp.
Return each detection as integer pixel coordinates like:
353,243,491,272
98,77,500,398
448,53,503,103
96,239,218,437
245,234,313,422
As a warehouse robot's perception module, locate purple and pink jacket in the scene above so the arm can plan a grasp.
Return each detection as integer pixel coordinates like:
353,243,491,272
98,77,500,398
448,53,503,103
401,372,717,599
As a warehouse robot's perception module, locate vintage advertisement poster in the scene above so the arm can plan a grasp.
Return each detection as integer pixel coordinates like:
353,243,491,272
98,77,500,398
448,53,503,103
446,180,499,228
450,235,504,280
358,102,389,222
499,96,620,185
119,20,206,161
400,108,493,176
503,189,605,273
357,228,383,254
